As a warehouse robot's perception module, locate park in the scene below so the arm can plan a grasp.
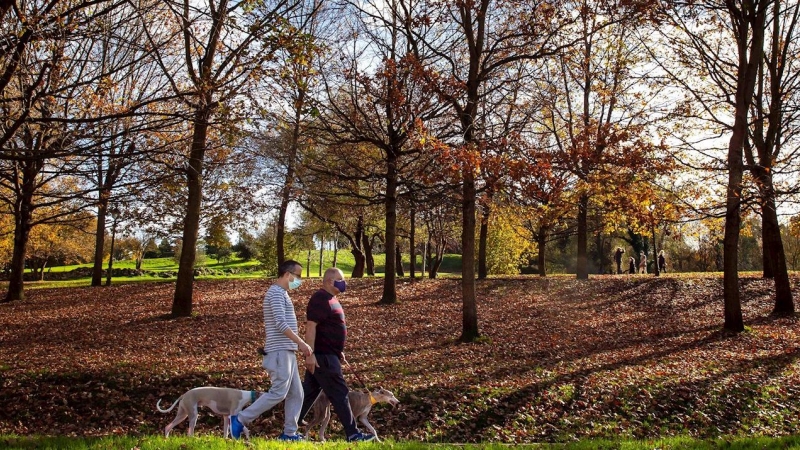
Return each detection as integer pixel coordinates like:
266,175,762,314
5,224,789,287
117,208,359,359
2,0,800,448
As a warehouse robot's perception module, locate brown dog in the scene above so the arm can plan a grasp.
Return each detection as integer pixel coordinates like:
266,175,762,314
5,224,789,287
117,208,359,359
305,388,399,442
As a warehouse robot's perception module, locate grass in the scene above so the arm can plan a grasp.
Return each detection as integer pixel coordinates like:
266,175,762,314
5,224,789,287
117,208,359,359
12,252,465,290
2,435,800,449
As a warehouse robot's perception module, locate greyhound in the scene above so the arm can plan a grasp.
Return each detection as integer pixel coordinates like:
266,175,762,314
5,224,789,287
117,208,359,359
305,388,399,442
156,387,258,438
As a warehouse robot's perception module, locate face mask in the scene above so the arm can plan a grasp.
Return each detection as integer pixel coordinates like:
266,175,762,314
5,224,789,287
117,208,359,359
333,279,346,293
288,276,302,290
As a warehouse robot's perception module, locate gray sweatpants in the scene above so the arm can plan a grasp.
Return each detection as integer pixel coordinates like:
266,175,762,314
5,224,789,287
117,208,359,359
238,350,303,435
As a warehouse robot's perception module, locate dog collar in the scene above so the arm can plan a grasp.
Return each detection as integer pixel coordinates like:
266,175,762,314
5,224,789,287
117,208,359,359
251,391,258,403
369,392,377,405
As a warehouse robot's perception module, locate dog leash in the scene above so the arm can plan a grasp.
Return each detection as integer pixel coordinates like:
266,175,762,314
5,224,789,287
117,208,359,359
345,360,377,405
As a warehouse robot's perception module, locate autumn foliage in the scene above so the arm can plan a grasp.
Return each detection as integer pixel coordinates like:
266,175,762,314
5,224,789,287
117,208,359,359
0,277,798,442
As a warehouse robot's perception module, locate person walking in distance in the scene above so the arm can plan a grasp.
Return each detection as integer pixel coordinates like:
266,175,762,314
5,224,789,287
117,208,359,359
230,260,312,441
658,250,667,273
614,247,625,274
297,268,375,442
638,251,648,274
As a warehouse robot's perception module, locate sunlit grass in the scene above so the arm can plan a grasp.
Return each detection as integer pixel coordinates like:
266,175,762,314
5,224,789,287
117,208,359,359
2,434,800,449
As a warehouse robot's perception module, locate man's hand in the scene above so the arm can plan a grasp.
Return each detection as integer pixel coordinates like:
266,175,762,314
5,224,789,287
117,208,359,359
339,352,348,365
305,354,319,373
299,342,312,358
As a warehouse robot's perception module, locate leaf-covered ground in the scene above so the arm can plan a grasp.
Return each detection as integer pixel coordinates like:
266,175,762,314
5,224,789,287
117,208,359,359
0,275,798,443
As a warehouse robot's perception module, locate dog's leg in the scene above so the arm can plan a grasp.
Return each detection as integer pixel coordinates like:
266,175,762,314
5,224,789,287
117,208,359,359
223,415,230,438
319,407,331,442
187,406,199,436
165,410,188,438
359,415,380,442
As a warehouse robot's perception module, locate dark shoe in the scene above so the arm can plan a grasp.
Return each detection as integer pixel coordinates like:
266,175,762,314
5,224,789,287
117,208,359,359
230,415,244,439
278,433,305,441
348,432,376,442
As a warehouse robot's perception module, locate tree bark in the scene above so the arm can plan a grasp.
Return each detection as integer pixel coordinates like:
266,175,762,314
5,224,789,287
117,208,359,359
318,234,324,276
351,216,366,278
91,197,108,287
380,153,398,303
172,106,211,317
478,208,489,279
652,224,660,277
576,194,589,279
3,161,39,303
723,0,767,332
762,238,774,278
537,226,548,277
362,232,374,275
277,89,304,265
395,243,404,277
757,172,794,314
460,169,479,341
409,207,416,279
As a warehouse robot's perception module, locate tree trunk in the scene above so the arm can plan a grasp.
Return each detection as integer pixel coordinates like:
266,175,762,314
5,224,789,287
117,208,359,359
362,232,374,275
334,232,339,268
652,224,660,277
722,1,766,333
351,250,366,277
762,238,774,278
478,208,489,279
460,169,479,341
537,226,548,277
351,216,366,278
319,234,324,277
576,194,589,279
276,196,290,265
277,89,304,265
395,243,404,277
3,169,37,303
410,208,416,279
758,173,794,314
380,154,398,303
172,107,210,317
106,222,117,286
91,196,109,287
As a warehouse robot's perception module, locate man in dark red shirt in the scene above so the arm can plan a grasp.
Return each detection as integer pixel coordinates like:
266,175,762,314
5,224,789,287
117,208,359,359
297,267,375,442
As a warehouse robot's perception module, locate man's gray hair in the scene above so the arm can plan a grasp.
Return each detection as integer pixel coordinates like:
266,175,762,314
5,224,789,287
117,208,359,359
323,267,344,283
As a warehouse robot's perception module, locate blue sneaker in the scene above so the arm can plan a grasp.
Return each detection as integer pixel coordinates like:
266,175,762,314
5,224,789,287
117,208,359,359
230,415,244,439
278,432,305,441
347,432,376,442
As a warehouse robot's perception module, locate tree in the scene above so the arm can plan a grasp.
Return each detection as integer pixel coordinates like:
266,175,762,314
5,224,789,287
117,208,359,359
0,0,130,302
745,0,797,314
142,0,310,317
663,0,770,331
406,0,580,341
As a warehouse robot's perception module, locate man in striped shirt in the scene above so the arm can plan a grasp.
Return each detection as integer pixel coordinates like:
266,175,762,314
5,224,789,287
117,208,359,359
231,260,312,440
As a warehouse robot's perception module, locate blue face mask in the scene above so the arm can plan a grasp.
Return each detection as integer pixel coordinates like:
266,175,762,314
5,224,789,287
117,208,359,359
288,276,302,290
333,279,346,293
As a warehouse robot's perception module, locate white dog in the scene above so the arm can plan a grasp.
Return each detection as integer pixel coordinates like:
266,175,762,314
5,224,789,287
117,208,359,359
157,387,257,438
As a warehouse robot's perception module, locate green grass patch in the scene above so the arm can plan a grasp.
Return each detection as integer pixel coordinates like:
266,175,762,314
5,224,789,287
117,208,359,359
2,435,800,449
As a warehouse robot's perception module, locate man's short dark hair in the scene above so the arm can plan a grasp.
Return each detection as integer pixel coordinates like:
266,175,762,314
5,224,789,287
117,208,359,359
278,259,302,277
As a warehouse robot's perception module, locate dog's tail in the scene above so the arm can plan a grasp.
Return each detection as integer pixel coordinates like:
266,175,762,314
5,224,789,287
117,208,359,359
156,395,183,413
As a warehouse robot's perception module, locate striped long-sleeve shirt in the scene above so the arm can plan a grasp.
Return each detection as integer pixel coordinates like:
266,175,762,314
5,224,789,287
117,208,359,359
262,284,299,353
